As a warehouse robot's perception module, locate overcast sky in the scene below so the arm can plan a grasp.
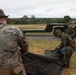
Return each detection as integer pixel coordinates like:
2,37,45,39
0,0,76,18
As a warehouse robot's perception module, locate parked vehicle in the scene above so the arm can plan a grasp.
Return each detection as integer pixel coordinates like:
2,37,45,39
47,23,76,37
22,23,76,37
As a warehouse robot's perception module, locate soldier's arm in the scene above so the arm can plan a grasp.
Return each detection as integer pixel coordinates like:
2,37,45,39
57,35,67,49
17,28,28,54
61,35,67,46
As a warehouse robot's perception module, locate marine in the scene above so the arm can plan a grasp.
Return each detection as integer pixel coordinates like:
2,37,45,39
55,30,75,68
0,9,28,75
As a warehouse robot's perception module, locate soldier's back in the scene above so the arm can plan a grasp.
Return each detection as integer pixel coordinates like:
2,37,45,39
0,25,22,67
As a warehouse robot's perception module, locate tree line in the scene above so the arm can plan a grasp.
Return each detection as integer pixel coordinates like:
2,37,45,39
7,15,72,24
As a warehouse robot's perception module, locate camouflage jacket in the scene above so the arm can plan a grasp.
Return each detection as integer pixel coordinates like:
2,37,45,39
65,27,75,38
0,24,28,68
58,33,74,49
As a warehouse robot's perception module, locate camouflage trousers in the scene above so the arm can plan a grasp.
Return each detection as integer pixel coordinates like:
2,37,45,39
59,46,74,68
0,62,26,75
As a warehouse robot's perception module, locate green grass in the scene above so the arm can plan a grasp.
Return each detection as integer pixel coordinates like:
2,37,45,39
25,32,52,35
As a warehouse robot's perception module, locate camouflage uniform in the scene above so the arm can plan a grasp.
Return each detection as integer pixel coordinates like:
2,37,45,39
58,33,74,49
65,27,75,38
0,23,28,68
57,33,75,67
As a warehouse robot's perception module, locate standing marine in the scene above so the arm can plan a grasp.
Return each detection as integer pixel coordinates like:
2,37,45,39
0,9,28,75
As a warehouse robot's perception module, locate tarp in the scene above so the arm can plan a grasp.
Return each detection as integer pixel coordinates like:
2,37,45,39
22,49,64,75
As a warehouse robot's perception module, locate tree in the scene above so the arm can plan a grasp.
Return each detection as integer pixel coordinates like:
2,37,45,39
63,15,71,23
23,15,28,20
21,15,28,24
30,15,37,24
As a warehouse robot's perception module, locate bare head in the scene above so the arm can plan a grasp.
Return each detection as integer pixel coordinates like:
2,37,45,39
0,9,8,25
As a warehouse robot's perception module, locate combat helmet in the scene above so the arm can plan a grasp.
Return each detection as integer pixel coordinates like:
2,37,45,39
0,9,8,18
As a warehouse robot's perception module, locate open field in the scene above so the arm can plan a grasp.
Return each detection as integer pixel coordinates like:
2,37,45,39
27,39,76,75
9,24,46,29
28,39,60,54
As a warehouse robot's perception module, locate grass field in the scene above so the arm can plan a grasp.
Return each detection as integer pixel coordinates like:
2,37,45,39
28,39,60,54
27,39,76,75
9,24,46,29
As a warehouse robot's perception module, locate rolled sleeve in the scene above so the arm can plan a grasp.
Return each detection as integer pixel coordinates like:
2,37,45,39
17,28,28,53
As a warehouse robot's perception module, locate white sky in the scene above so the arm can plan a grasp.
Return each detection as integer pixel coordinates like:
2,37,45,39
0,0,76,18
